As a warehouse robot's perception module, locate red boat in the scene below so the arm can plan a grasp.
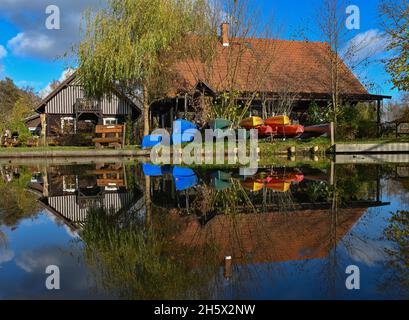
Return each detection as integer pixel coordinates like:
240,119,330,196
257,125,276,137
273,124,304,138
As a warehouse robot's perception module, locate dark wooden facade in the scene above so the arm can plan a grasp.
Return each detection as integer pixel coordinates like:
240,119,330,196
34,73,141,140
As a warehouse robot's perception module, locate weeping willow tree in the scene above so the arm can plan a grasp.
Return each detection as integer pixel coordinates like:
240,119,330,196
77,0,214,135
80,206,221,299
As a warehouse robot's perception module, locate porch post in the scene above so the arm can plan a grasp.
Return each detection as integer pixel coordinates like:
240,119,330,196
377,100,381,138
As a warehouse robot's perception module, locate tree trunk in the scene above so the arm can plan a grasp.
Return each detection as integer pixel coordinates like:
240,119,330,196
143,84,150,136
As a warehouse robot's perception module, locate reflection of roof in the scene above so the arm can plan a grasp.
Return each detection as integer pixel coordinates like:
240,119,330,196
173,208,366,265
39,190,141,229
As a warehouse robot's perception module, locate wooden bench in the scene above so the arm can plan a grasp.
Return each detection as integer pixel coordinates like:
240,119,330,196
93,124,125,149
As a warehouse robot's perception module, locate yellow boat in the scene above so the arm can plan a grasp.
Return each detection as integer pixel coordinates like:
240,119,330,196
265,115,290,126
241,180,264,192
240,116,264,129
266,181,291,193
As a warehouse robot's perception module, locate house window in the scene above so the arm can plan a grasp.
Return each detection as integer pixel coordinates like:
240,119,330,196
103,118,118,125
61,117,76,133
63,176,77,193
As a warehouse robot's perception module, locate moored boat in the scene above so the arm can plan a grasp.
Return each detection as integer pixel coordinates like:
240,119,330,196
241,179,264,192
141,134,162,149
265,115,290,126
240,116,264,129
300,124,330,139
273,124,305,138
257,125,275,137
172,119,198,145
208,118,232,130
266,181,291,193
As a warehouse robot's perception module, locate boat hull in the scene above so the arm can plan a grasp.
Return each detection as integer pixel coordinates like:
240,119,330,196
273,124,304,138
300,124,330,139
265,115,290,126
257,125,275,137
240,116,264,129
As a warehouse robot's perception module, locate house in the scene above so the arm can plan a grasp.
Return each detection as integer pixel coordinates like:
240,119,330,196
149,23,391,131
29,163,144,230
33,73,141,142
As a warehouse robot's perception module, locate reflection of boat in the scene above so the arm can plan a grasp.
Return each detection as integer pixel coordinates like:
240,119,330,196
208,119,232,130
266,181,291,192
174,175,198,191
300,124,330,139
240,116,264,129
172,119,198,145
143,164,163,176
173,166,198,191
257,125,275,137
211,171,232,190
274,124,304,138
173,166,196,177
241,179,264,192
283,173,304,183
265,115,290,126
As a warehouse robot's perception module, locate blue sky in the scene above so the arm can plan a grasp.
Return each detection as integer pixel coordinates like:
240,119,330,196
0,0,402,100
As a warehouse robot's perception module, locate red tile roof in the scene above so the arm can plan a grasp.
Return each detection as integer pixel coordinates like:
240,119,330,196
172,38,369,97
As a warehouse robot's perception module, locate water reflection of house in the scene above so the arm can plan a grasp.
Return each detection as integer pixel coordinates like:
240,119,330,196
171,208,366,265
150,167,389,215
30,163,143,229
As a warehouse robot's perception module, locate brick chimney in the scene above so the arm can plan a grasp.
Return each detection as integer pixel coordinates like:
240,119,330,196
221,22,229,47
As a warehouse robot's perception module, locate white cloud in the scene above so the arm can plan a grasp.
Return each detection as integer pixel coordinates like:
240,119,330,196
0,247,14,265
343,29,390,65
39,68,75,98
8,32,54,58
0,45,6,76
0,0,102,59
0,45,7,59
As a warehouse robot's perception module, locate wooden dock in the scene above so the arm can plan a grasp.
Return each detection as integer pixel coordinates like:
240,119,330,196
335,143,409,154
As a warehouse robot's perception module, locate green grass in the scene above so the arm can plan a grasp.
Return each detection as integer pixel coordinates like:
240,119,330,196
0,146,95,153
258,137,331,156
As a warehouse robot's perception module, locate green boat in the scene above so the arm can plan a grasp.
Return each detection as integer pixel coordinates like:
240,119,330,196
208,118,233,130
210,171,233,190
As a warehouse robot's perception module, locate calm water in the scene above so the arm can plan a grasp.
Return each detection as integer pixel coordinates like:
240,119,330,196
1,160,409,300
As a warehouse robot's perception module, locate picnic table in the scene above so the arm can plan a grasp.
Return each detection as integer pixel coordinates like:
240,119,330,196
93,124,125,149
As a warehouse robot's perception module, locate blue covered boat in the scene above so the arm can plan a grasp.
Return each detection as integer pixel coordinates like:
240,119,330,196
141,134,163,149
174,175,198,191
173,166,196,177
172,119,198,145
142,164,163,176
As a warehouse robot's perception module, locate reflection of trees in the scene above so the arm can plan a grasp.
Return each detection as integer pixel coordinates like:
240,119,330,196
80,206,221,300
0,165,39,229
381,210,409,298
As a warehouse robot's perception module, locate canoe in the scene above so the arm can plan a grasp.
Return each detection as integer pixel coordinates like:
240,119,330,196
284,173,304,183
274,124,305,138
266,181,291,193
173,166,196,177
174,175,198,191
266,178,291,192
208,119,232,130
172,119,198,145
141,134,162,149
142,164,163,176
257,125,275,137
300,124,330,139
240,116,264,129
265,115,290,126
210,171,232,190
241,179,264,192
